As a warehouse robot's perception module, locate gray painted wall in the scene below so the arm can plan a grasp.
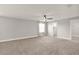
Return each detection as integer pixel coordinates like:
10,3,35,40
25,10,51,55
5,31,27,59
57,20,71,40
48,18,79,40
48,23,54,37
48,22,57,37
0,17,38,40
70,19,79,38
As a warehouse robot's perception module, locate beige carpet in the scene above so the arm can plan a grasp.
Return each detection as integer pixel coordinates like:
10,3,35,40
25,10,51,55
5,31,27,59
0,36,79,55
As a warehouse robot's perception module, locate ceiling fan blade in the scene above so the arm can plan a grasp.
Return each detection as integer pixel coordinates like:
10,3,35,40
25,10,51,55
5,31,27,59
47,18,53,20
43,14,53,21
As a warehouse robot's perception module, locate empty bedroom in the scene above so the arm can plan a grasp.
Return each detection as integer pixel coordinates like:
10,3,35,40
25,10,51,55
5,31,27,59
0,4,79,55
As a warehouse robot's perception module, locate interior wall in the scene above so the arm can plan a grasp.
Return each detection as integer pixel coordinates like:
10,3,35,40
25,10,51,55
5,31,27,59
57,20,71,40
48,22,57,38
48,22,54,37
70,19,79,39
0,17,38,41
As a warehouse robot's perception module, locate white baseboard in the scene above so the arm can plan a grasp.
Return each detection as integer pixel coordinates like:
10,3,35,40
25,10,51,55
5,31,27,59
0,35,39,43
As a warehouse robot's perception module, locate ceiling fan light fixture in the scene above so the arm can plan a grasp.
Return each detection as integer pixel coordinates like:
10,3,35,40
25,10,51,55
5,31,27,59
42,14,53,22
44,14,46,19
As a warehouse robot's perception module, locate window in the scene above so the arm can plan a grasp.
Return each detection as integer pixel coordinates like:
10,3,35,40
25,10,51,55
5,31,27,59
39,23,45,33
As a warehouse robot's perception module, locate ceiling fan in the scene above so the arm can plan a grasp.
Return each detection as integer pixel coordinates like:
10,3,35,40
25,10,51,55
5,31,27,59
43,14,53,21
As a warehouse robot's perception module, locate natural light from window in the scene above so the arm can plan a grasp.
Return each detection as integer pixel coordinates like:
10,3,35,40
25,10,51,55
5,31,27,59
39,23,45,33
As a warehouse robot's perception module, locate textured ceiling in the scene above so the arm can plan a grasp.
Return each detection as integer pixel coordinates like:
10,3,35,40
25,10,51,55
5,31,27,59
0,4,79,21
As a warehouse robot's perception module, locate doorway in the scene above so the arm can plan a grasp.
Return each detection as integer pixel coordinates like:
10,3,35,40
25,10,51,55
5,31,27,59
48,22,57,37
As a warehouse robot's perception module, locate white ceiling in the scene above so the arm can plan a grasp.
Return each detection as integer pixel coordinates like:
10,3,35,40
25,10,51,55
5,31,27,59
0,4,79,21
